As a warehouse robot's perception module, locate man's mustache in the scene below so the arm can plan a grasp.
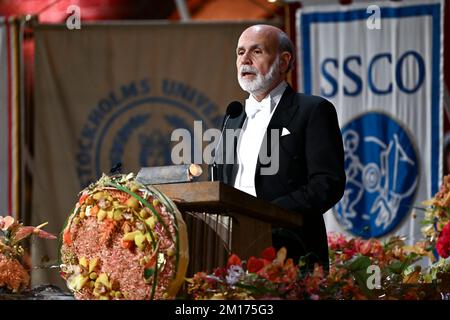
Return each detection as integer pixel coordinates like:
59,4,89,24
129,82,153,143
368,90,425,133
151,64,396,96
239,65,258,76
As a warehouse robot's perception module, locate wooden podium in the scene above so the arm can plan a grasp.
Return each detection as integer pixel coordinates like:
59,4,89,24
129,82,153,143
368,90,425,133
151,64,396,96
154,181,302,276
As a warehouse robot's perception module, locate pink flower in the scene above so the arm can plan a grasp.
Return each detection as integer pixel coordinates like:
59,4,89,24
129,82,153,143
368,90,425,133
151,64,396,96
12,226,56,243
327,233,348,250
0,216,15,231
343,248,357,258
357,240,372,255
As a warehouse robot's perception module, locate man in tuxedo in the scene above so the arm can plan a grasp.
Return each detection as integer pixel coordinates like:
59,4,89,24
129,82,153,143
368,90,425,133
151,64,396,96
217,24,346,269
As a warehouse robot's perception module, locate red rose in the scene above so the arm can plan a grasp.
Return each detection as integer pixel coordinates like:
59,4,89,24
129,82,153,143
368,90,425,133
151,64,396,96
213,267,226,278
227,254,241,267
247,256,264,273
436,223,450,258
261,247,276,261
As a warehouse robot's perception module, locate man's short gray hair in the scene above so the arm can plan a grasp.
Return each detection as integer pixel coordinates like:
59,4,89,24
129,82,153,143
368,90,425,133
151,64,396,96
278,31,295,72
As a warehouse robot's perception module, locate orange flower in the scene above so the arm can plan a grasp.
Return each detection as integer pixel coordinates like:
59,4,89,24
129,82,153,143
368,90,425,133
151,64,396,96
227,254,241,267
247,256,264,273
261,247,276,261
0,253,30,292
63,227,72,246
78,192,89,205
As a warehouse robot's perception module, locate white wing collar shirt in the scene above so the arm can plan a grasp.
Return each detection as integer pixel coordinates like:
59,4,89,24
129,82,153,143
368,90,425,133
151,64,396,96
234,80,288,196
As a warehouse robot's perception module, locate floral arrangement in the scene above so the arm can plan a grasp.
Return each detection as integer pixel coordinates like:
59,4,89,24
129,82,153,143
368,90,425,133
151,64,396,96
421,175,450,259
186,236,438,300
187,247,300,300
186,175,450,300
418,174,450,290
0,216,56,293
60,173,189,300
324,233,435,299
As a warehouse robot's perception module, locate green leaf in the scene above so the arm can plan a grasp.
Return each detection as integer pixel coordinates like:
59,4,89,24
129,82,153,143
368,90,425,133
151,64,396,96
353,269,376,298
388,261,404,274
235,282,279,297
343,256,375,297
144,268,155,279
345,255,371,271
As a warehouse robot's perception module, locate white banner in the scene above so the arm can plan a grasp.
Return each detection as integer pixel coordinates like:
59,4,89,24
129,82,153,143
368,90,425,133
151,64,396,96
297,0,444,243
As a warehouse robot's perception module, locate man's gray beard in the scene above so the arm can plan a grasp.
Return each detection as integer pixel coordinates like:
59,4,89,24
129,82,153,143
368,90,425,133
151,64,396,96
238,57,280,96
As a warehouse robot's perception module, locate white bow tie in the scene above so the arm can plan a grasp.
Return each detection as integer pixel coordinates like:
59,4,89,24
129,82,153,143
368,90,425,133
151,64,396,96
245,98,269,119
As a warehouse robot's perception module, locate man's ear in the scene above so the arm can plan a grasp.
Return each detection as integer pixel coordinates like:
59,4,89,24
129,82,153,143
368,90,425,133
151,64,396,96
280,51,292,73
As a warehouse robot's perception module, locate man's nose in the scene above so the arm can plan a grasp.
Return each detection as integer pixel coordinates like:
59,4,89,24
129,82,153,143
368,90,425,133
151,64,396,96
241,52,252,65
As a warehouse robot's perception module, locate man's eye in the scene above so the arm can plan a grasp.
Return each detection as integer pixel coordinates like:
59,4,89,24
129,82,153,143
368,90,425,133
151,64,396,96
237,51,244,55
254,50,262,54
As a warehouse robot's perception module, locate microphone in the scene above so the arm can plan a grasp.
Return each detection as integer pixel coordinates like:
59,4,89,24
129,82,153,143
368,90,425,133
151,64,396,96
210,101,243,181
110,162,122,174
225,101,244,121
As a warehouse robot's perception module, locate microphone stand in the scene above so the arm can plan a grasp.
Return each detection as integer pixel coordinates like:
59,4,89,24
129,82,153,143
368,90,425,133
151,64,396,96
210,114,231,181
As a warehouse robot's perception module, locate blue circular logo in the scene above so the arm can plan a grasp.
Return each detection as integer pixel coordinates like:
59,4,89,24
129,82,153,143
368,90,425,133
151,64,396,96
334,112,419,238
